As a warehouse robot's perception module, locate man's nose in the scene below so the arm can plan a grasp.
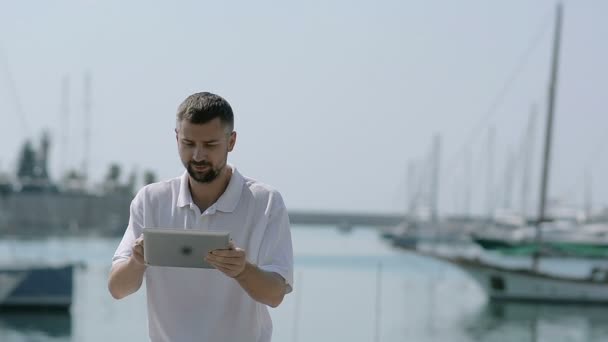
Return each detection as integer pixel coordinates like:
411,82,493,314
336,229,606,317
192,147,207,161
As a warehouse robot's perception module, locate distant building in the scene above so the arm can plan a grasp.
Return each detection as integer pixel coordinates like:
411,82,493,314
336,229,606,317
0,133,138,237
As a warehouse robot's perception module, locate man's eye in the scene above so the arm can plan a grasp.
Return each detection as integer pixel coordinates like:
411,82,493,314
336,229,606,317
183,141,194,146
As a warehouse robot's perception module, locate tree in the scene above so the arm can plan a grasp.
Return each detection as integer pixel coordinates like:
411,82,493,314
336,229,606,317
126,170,137,195
143,170,157,185
17,140,37,181
105,163,122,184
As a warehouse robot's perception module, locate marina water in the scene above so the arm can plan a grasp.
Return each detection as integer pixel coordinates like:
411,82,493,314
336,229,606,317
1,227,608,342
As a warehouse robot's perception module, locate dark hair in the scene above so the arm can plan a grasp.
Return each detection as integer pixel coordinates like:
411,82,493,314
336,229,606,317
176,92,234,131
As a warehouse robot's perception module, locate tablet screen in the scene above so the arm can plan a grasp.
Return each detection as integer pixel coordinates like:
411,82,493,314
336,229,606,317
143,228,230,268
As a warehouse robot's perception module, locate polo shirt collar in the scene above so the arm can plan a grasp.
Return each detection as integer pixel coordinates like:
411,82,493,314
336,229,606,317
215,166,244,212
176,165,244,213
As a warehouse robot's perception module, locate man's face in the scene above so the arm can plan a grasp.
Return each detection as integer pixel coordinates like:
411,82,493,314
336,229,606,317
176,118,236,184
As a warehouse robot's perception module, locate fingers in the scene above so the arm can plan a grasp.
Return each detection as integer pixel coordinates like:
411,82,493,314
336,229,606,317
205,253,242,266
206,247,245,264
133,238,144,254
207,260,240,271
205,245,246,278
134,237,144,248
210,248,244,258
131,236,145,264
206,259,245,278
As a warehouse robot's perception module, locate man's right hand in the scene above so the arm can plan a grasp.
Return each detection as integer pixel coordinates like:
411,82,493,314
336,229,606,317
131,236,145,265
109,236,146,300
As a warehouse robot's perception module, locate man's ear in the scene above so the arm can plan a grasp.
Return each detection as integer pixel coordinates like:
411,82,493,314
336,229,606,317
228,131,237,152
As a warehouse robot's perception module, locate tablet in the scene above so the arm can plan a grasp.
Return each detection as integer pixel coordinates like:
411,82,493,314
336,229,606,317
143,228,230,269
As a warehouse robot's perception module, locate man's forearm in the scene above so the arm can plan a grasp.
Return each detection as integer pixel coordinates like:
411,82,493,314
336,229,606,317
235,262,287,308
108,257,146,299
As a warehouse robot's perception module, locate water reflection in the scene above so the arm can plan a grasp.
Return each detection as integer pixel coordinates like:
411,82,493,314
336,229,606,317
0,309,71,339
466,301,608,342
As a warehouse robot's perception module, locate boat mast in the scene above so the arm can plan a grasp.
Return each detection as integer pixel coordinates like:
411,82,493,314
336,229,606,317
60,75,70,178
535,3,563,262
464,147,472,216
521,107,537,221
584,170,592,222
82,71,92,184
430,134,441,223
485,126,495,222
407,160,416,221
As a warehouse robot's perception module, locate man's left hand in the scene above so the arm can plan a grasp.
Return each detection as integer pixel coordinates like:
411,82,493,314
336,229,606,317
205,241,247,278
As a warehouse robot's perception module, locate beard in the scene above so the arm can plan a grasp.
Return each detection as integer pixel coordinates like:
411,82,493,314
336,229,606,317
186,160,225,183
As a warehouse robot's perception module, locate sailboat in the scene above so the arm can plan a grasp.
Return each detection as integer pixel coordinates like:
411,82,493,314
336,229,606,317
407,3,608,304
0,264,74,309
471,221,608,259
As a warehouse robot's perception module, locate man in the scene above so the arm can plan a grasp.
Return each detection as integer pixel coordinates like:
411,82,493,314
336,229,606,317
108,92,294,342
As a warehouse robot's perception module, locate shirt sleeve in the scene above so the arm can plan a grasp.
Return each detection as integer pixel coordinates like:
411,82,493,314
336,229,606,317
257,191,294,294
112,189,145,266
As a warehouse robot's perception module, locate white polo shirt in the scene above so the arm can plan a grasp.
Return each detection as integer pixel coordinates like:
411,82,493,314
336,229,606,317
112,166,294,342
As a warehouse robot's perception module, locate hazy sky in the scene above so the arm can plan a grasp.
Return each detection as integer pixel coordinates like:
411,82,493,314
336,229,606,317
1,0,606,216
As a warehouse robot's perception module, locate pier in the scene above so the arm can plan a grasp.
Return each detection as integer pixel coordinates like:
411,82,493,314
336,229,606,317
288,210,405,229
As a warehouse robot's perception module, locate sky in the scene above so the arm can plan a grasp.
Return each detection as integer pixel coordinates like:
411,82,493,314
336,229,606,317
0,0,606,217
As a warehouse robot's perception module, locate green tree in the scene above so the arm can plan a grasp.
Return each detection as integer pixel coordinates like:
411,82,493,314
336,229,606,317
17,140,37,181
105,163,122,183
143,170,157,185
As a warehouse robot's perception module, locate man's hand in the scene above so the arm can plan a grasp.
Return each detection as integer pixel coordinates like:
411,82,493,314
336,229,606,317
108,236,146,300
205,241,247,278
131,236,145,265
206,241,287,307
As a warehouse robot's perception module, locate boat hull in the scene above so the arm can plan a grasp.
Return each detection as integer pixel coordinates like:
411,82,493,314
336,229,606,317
456,259,608,304
0,264,74,310
473,236,608,258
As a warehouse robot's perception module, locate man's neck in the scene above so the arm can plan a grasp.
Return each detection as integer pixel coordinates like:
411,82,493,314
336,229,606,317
189,166,233,212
